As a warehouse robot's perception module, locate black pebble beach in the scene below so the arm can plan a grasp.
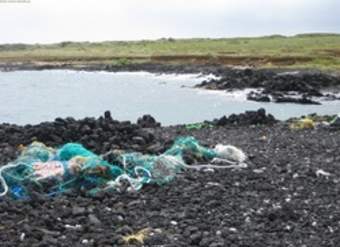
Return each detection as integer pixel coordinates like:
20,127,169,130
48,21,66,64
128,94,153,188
0,109,340,246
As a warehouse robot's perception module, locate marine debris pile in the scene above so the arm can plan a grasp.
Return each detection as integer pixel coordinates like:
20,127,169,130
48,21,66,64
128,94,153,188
0,137,246,199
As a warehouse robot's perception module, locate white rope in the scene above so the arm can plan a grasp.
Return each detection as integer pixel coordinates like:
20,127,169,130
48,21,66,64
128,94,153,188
159,155,247,170
184,162,248,170
99,150,116,159
0,163,23,197
122,155,127,170
104,166,152,192
107,174,144,191
134,166,152,183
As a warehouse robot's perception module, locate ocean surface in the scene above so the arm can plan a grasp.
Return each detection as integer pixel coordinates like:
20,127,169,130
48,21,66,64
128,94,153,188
0,70,339,126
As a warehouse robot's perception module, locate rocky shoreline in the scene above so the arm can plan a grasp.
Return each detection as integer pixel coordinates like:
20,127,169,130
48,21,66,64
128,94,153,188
0,62,222,75
196,68,340,105
2,62,340,106
0,109,340,246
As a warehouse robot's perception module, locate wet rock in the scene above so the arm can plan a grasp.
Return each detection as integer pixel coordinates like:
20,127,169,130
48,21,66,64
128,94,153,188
247,91,271,102
196,68,340,105
274,95,321,105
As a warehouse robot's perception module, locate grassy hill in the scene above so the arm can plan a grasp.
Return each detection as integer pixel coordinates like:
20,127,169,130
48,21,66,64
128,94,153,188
1,34,340,70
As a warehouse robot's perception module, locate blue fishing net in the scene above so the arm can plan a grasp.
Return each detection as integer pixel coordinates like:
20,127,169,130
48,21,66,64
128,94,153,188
0,137,222,199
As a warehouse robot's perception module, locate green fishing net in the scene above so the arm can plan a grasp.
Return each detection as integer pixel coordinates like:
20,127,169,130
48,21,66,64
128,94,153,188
0,137,225,199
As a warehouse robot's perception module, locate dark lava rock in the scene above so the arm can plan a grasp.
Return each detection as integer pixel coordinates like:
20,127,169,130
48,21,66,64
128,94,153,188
1,109,340,246
247,91,271,102
88,214,101,225
104,110,113,120
274,95,321,105
190,232,203,245
72,206,86,216
137,114,161,128
214,108,277,126
0,112,163,164
196,68,340,105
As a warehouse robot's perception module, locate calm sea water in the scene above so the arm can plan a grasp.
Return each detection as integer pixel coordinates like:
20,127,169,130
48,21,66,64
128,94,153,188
0,70,339,126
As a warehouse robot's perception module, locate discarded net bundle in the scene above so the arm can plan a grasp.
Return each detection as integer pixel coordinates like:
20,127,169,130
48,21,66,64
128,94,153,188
0,137,247,199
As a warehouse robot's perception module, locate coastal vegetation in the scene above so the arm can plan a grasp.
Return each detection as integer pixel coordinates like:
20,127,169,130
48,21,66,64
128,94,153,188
0,34,339,70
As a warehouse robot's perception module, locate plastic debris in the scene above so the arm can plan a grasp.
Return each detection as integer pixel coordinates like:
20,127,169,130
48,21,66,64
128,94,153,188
33,161,65,181
214,144,247,163
290,118,315,130
0,136,247,199
330,114,340,127
122,228,150,244
316,169,331,177
185,122,213,130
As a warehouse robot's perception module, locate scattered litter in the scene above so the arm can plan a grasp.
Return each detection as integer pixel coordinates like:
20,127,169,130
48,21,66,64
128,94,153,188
170,221,178,226
81,239,89,244
330,114,340,127
316,169,331,177
185,122,213,130
285,195,292,203
289,114,340,130
289,118,315,130
65,224,82,230
35,227,61,236
0,137,247,199
122,228,150,244
229,227,237,232
214,144,247,163
105,207,112,212
19,233,25,242
260,135,267,141
203,168,215,173
253,167,266,174
206,182,222,187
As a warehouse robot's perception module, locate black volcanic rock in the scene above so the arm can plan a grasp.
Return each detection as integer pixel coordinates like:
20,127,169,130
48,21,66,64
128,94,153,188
137,114,161,128
196,68,340,105
214,108,277,126
1,114,340,246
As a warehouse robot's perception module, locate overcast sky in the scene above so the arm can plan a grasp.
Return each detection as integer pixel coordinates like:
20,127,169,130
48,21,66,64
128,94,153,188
0,0,339,44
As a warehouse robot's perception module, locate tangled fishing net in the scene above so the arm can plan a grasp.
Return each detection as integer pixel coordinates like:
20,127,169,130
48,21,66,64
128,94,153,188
0,137,247,199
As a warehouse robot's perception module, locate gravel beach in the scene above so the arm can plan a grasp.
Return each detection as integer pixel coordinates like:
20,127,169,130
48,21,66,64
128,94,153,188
0,110,339,246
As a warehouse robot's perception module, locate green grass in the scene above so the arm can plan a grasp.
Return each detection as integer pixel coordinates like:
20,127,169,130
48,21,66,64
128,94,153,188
1,34,340,70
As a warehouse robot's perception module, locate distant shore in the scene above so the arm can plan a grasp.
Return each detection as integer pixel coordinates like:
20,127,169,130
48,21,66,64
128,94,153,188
0,34,340,71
